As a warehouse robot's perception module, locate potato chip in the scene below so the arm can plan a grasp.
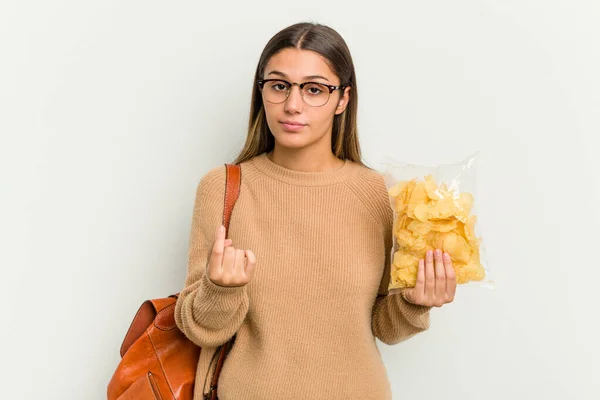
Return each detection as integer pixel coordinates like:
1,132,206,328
411,236,428,252
407,219,432,236
413,203,430,222
464,215,477,243
458,192,474,212
442,232,471,263
438,182,452,197
394,197,406,213
455,192,474,222
430,218,458,233
431,232,448,250
388,180,408,198
424,174,440,200
391,251,420,287
394,228,414,247
393,251,419,267
407,184,428,217
428,197,458,219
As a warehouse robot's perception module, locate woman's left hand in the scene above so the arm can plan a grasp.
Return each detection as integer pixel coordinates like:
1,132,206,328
402,249,456,307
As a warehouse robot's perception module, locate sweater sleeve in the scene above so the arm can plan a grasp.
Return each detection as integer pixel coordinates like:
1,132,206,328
174,166,250,348
371,173,432,345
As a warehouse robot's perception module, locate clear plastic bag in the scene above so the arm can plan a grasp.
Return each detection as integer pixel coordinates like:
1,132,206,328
381,152,494,291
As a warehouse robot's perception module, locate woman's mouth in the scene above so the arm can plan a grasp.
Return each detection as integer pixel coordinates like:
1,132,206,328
280,120,306,132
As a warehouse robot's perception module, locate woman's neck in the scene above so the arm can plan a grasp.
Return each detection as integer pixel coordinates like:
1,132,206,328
267,146,344,173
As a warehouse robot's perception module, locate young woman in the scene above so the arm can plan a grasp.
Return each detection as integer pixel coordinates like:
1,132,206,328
175,22,456,400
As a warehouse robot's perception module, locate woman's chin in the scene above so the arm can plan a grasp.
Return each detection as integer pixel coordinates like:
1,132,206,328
272,132,311,149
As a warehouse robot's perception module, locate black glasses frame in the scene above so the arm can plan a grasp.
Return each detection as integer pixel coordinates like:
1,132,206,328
257,79,351,106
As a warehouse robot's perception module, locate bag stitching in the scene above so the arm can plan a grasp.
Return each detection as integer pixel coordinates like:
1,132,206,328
147,330,177,399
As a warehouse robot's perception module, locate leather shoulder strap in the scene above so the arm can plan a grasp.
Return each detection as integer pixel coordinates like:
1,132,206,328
207,164,241,399
223,163,241,235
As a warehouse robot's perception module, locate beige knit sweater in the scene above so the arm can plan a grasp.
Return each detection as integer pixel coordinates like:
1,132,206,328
174,152,431,400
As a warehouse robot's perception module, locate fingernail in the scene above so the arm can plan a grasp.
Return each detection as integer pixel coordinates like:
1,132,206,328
219,225,225,233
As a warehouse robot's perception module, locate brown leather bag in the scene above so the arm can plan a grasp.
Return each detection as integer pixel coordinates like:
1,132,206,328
107,164,241,400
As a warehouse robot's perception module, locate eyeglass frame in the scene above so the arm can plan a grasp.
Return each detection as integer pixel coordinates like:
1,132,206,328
257,79,351,107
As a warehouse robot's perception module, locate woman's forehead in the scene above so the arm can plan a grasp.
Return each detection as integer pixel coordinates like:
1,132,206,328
264,48,337,82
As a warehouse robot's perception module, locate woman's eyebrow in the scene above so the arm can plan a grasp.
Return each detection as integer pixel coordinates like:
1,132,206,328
266,70,330,82
304,75,330,82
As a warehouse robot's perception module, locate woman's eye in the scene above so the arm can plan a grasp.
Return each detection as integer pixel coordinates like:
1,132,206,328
270,83,288,91
304,84,325,95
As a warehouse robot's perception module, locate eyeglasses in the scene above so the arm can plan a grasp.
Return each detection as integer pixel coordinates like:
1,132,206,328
257,79,350,107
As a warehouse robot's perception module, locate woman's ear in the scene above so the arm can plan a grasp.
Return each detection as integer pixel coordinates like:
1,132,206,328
334,86,351,115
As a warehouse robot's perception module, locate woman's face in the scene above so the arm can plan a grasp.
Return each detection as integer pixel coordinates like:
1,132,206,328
261,48,350,152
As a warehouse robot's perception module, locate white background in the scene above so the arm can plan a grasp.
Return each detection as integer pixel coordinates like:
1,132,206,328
1,1,599,399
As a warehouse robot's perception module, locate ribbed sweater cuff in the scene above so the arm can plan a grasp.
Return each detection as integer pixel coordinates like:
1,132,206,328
193,273,248,321
398,290,432,319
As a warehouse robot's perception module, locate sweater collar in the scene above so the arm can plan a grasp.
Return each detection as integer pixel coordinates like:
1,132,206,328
250,152,355,187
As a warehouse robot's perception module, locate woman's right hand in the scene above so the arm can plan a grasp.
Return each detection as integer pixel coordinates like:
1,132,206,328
207,225,257,287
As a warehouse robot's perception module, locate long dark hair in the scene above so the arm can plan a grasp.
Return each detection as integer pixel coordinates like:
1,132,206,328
233,22,364,166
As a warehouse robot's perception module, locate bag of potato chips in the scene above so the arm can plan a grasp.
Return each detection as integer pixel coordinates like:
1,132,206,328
381,152,494,290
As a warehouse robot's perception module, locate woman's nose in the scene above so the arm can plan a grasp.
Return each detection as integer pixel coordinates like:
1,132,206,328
284,85,304,113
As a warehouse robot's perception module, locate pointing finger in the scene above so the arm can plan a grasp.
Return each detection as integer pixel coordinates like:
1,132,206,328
210,225,226,268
